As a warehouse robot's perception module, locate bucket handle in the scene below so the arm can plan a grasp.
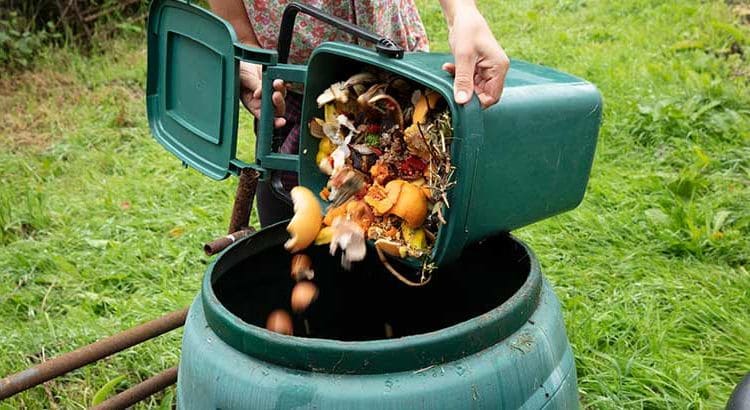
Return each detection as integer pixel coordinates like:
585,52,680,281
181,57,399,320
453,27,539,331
253,2,404,173
277,2,405,63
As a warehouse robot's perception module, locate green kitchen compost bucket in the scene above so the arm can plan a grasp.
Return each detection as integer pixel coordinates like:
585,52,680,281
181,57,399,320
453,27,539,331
146,0,602,269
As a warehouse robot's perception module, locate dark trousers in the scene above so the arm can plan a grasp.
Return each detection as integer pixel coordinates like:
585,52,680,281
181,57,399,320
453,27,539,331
254,92,302,227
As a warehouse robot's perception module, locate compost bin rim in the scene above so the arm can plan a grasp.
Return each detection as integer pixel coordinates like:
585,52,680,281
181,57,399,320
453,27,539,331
199,221,542,375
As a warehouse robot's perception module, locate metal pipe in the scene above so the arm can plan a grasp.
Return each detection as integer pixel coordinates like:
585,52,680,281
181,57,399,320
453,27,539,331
204,228,255,256
0,308,188,399
228,168,260,234
90,366,178,410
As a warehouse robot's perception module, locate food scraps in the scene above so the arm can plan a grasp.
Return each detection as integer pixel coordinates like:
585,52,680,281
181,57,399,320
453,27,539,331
311,69,454,281
285,186,323,253
266,309,294,335
284,67,454,285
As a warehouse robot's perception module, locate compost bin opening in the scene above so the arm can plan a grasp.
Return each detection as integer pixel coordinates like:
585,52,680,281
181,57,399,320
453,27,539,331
212,233,530,341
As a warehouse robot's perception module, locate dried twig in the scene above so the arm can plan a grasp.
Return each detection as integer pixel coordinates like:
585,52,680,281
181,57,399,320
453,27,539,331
83,0,142,22
70,0,92,40
376,245,431,287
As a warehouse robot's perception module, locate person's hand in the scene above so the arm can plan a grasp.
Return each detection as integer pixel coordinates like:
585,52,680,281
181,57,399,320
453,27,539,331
239,61,287,128
441,7,509,108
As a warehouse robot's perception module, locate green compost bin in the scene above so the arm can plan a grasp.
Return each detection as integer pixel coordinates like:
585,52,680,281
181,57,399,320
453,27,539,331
177,222,578,409
146,0,602,269
146,2,595,407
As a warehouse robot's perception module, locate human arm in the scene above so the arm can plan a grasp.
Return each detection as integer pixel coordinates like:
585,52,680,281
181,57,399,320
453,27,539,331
438,0,509,108
208,0,287,127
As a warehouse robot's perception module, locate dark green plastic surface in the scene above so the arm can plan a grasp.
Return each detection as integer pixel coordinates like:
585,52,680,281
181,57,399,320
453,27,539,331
177,223,579,408
146,0,601,267
299,44,601,267
202,223,541,373
146,0,276,179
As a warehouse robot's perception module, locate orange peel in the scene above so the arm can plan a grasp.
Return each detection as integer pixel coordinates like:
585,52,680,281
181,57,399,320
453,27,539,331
364,181,402,215
389,181,428,228
285,186,323,253
346,200,375,232
412,91,442,124
323,203,348,226
369,162,393,185
420,185,432,199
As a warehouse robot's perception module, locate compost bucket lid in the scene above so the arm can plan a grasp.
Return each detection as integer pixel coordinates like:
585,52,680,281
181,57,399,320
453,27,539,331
146,0,276,180
146,0,412,182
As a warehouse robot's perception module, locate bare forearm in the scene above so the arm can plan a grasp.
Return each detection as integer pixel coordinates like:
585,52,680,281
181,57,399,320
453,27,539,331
439,0,478,27
208,0,259,46
439,0,508,107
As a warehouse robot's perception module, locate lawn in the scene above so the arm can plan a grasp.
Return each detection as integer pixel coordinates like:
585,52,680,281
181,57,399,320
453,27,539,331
1,0,749,408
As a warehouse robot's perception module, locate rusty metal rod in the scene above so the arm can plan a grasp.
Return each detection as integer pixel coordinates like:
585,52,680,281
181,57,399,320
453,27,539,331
228,168,260,234
0,308,188,399
90,366,178,410
204,228,255,256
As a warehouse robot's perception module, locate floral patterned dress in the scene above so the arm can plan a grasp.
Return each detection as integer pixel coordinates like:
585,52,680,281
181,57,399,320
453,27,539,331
246,0,430,222
244,0,430,64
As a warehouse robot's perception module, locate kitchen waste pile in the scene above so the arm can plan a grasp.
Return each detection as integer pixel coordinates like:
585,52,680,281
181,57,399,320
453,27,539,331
267,68,455,335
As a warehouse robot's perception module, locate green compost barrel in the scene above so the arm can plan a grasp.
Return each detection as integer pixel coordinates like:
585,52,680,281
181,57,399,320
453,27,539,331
177,223,578,409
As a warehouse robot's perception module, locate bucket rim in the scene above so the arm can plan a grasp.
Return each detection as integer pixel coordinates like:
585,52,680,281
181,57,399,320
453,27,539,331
201,221,542,374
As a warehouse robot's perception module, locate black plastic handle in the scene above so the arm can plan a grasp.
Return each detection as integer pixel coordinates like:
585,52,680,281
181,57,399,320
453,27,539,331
277,2,404,63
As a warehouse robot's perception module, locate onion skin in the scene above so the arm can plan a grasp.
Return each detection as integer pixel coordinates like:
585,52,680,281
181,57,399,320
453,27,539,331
291,254,314,281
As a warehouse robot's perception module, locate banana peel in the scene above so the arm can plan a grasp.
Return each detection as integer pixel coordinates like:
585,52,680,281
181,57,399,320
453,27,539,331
402,225,428,251
314,226,334,245
316,137,335,165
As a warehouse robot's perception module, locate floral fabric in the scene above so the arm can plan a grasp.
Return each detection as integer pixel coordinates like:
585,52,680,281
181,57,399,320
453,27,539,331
244,0,429,64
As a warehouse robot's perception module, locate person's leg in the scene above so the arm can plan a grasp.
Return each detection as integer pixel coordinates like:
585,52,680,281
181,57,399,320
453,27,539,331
254,92,302,228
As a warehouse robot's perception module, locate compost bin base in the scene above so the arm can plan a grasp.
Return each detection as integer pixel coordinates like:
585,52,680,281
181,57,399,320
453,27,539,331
213,234,529,341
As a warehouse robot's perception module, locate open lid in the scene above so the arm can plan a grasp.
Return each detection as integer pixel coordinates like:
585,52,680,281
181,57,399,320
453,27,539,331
147,1,405,180
146,0,276,180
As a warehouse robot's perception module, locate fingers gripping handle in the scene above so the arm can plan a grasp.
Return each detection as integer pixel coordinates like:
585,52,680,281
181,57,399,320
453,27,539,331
256,64,306,172
232,43,303,173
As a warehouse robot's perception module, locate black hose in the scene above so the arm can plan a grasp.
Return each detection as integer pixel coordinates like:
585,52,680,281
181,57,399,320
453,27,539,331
727,372,750,410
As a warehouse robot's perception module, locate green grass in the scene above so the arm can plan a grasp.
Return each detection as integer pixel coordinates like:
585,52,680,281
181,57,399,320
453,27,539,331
1,0,749,408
